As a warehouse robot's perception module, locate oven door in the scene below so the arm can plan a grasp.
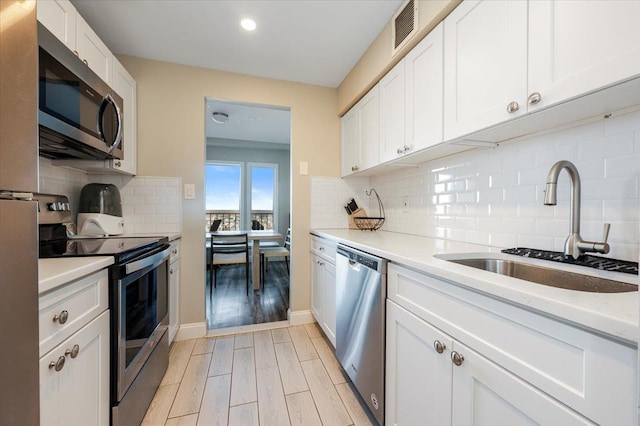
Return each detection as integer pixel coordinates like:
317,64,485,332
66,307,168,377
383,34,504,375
114,244,170,402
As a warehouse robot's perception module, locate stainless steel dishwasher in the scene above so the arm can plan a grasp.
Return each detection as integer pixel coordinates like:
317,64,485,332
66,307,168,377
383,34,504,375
336,244,387,425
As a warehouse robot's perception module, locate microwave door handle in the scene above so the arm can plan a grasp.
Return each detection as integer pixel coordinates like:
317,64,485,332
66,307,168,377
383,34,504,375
98,94,122,154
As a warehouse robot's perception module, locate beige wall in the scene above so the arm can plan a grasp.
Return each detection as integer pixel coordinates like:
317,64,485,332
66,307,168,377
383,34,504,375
337,0,461,115
119,56,340,326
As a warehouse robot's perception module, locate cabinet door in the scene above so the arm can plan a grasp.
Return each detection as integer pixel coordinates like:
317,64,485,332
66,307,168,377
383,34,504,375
379,61,405,163
321,261,336,347
386,300,453,426
451,341,592,426
310,254,324,323
37,0,77,51
110,57,137,175
75,14,112,83
443,0,527,140
169,259,180,343
40,310,110,426
358,86,380,170
529,1,640,112
341,107,360,176
405,22,443,152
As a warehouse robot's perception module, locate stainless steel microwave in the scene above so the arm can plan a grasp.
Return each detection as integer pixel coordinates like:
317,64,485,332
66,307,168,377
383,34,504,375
38,23,123,160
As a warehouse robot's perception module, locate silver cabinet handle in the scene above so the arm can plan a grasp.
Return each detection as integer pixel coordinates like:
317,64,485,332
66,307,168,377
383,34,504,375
172,249,178,255
434,340,446,354
114,160,121,167
53,310,69,325
65,344,80,359
528,92,542,105
317,260,324,266
49,356,65,372
451,351,464,366
506,101,520,113
351,165,360,172
397,148,404,154
319,247,325,252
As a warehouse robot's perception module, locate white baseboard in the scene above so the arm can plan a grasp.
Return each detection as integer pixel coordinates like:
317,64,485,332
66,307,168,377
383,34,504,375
288,309,315,325
175,322,207,341
206,320,289,337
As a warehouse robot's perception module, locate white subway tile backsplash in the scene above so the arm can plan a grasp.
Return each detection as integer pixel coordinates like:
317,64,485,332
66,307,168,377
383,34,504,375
311,109,640,262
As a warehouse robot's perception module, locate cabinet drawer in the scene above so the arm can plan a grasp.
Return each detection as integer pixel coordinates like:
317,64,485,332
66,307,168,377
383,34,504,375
169,239,181,262
310,236,336,262
39,269,108,357
387,263,636,425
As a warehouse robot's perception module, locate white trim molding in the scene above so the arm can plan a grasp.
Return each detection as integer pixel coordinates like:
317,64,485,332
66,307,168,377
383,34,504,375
288,309,315,325
175,322,207,341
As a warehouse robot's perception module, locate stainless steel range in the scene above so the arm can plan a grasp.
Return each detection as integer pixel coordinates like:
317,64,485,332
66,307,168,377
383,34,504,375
37,194,170,426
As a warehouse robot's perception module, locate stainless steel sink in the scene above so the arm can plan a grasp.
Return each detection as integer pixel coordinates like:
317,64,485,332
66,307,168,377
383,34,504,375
446,257,637,293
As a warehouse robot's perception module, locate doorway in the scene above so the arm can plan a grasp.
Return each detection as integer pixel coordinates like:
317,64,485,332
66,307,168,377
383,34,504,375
204,99,291,330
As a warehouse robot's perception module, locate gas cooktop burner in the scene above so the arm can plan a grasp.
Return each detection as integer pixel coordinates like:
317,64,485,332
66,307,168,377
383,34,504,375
502,247,639,275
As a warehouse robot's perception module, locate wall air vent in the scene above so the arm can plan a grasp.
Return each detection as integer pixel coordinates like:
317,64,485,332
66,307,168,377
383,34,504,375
392,0,418,55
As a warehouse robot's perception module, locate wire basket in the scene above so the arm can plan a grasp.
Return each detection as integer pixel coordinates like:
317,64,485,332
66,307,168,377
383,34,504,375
353,188,385,231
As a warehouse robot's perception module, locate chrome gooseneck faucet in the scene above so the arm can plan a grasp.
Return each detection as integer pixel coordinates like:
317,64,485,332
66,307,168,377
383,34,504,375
544,160,610,259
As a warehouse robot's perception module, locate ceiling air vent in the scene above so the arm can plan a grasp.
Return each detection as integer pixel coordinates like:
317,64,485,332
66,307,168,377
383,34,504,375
392,0,418,55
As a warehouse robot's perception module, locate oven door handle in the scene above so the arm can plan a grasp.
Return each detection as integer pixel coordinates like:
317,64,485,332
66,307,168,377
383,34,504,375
125,245,171,274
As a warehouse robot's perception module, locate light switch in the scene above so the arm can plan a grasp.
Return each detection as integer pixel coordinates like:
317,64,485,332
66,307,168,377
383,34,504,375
184,184,195,199
299,161,308,176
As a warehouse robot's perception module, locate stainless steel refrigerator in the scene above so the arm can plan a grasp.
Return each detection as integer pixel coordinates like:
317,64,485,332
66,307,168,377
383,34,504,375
0,1,40,424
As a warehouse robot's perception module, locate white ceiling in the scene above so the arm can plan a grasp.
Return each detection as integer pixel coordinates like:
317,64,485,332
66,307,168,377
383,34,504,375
205,99,291,145
71,0,404,88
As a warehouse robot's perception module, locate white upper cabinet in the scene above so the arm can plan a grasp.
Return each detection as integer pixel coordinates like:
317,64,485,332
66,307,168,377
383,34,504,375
341,107,360,176
378,61,406,163
528,0,640,112
38,0,113,83
444,0,528,141
341,86,379,176
404,22,444,154
37,0,77,51
110,57,137,175
75,14,112,83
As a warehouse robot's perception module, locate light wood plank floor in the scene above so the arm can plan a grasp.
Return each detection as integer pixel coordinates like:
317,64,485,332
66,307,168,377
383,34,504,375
142,324,374,426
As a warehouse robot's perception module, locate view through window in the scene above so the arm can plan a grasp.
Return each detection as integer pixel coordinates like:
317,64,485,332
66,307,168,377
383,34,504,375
205,162,277,231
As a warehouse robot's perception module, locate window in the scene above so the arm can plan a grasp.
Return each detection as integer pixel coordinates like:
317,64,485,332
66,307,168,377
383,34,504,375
205,162,278,231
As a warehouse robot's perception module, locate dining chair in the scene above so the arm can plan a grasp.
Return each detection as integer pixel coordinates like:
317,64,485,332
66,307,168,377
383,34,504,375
259,228,291,286
209,233,250,296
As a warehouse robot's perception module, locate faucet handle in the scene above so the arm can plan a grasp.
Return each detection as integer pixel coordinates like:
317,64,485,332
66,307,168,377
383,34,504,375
602,223,611,243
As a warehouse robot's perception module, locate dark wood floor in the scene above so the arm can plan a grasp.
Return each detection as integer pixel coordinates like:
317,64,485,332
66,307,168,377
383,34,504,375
205,260,290,330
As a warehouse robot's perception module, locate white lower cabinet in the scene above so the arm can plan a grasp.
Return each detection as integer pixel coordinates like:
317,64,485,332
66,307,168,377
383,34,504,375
309,236,337,346
40,310,110,426
169,238,181,343
386,263,637,425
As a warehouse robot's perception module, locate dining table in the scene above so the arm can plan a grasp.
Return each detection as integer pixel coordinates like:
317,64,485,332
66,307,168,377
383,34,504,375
207,230,284,291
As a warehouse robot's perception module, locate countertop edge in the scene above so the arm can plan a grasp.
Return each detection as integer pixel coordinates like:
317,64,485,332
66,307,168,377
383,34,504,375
311,229,639,346
39,257,114,294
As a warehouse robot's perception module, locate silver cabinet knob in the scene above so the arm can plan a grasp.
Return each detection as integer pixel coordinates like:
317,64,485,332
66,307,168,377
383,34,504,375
53,310,69,325
65,344,80,359
114,161,122,167
170,268,174,275
319,247,325,252
351,165,360,172
49,356,65,372
506,101,520,113
397,148,404,154
403,145,410,153
73,50,79,57
528,92,542,105
82,59,88,66
451,351,464,366
433,340,446,354
172,249,178,255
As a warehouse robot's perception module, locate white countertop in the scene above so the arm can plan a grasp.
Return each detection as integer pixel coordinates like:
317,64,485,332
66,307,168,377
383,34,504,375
39,257,114,294
312,229,639,345
119,232,182,241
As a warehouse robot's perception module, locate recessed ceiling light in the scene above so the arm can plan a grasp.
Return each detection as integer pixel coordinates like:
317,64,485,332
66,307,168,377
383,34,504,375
211,112,229,124
241,18,256,31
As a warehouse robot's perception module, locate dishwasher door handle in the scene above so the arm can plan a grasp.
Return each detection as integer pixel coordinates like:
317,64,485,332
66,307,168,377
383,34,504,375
348,259,361,271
